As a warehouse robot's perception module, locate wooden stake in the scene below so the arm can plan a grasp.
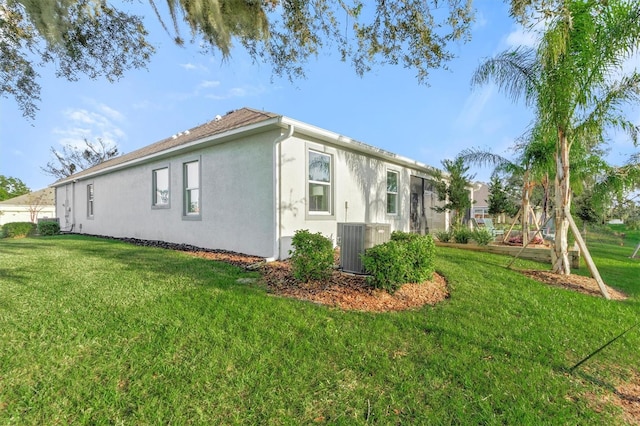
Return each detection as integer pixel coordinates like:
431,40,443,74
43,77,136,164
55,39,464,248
566,213,610,300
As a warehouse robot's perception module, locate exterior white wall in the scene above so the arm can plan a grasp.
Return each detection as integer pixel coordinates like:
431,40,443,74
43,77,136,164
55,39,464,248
276,136,443,258
54,125,446,260
0,205,56,225
56,131,278,257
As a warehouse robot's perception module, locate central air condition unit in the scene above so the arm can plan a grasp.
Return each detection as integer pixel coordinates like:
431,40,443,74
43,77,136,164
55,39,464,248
337,223,391,274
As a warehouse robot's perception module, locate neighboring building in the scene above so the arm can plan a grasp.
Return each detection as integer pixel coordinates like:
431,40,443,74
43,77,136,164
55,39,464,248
0,187,56,225
52,108,448,259
471,182,490,223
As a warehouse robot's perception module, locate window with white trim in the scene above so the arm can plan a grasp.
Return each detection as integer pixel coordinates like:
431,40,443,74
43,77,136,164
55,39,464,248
386,170,398,214
87,184,94,218
152,167,170,207
183,160,200,216
308,150,331,213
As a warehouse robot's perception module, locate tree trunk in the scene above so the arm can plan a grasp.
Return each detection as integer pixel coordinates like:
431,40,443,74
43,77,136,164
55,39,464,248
551,130,610,298
542,174,550,226
521,170,531,246
552,128,572,274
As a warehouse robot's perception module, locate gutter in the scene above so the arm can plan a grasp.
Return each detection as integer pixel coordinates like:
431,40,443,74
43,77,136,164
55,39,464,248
280,117,442,176
52,117,283,187
269,122,295,261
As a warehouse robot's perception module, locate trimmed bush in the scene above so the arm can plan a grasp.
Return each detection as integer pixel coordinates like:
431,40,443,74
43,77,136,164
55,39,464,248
2,222,36,238
452,226,472,244
289,229,334,282
362,233,435,293
472,228,494,246
37,221,60,236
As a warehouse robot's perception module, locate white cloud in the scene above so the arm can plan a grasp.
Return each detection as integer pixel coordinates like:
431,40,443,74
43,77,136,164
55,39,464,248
53,103,126,149
454,85,495,129
504,26,539,49
180,62,208,72
198,80,221,89
97,104,125,122
205,84,267,100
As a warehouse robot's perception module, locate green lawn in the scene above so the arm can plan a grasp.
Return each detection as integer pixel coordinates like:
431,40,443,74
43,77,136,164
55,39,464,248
1,230,638,424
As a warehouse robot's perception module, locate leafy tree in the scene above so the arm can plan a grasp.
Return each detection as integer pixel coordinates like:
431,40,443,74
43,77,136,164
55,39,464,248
0,175,30,201
432,157,474,227
573,189,603,227
472,0,640,296
457,133,554,245
1,0,154,118
487,175,518,218
590,158,640,223
2,0,474,118
42,138,119,179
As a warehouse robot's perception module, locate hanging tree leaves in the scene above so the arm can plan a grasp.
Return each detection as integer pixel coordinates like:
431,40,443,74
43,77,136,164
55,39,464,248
1,0,474,119
1,0,154,118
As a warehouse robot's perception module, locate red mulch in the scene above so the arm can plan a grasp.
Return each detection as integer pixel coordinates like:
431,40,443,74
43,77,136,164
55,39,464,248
185,250,449,312
519,270,628,300
258,260,449,312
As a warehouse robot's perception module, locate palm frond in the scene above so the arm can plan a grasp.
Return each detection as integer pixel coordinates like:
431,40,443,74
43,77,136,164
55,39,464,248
471,47,540,106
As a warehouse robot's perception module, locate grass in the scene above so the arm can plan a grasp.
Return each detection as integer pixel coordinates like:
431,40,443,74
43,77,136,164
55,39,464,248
1,230,638,424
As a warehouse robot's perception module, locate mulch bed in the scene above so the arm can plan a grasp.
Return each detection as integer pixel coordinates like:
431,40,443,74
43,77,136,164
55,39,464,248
258,260,449,312
519,270,628,300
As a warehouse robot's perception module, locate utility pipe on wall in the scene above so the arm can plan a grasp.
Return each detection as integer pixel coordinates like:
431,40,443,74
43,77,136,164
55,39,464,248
270,123,294,261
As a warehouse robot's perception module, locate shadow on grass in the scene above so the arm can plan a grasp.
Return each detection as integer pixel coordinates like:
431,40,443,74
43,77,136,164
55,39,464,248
48,234,259,292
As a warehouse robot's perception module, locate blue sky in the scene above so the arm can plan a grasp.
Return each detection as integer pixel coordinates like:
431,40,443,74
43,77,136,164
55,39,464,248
1,0,638,191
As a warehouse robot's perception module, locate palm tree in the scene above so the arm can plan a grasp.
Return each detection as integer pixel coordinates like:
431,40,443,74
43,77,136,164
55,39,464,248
458,127,555,245
472,0,640,298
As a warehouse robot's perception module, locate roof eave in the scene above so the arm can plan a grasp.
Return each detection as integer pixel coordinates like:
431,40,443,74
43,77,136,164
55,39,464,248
281,117,440,175
52,116,283,187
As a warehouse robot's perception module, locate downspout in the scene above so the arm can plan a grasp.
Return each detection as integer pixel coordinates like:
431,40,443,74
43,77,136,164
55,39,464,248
269,123,294,261
71,180,76,232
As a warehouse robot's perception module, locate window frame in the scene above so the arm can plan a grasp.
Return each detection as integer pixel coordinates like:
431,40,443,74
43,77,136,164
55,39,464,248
386,169,399,215
307,149,333,217
182,158,201,220
87,183,94,219
152,166,171,209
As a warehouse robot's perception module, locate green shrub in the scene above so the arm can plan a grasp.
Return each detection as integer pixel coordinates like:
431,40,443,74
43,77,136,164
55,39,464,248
404,234,436,283
361,233,435,293
452,226,472,244
390,230,420,242
434,229,452,242
289,229,334,282
472,228,494,246
2,222,36,238
37,220,60,236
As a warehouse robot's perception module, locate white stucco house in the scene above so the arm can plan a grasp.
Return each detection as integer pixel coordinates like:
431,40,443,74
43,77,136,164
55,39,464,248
52,107,449,259
0,187,56,226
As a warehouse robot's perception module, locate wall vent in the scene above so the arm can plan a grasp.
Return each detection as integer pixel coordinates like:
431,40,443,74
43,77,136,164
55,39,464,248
337,223,391,274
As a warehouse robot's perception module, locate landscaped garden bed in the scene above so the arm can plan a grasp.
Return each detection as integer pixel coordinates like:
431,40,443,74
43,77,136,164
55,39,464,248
435,240,581,268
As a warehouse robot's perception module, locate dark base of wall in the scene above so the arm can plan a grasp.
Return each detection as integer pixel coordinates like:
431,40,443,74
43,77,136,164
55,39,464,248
60,232,265,267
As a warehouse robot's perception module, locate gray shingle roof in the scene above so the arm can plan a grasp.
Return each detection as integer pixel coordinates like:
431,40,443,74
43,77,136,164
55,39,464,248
0,187,55,205
54,107,278,184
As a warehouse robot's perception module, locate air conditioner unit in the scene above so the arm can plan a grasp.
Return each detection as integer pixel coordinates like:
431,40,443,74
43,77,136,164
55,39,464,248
337,223,391,274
